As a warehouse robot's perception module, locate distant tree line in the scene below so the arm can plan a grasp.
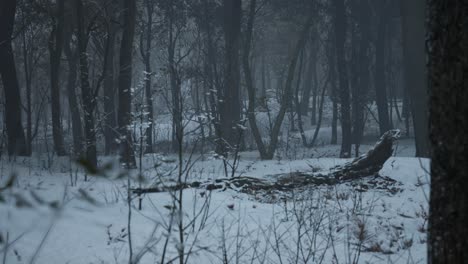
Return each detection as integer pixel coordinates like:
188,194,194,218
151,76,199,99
0,0,430,164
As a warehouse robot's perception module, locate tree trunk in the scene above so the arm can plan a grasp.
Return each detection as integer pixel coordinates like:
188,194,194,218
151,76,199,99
350,26,360,153
300,48,315,117
352,0,371,157
260,51,267,108
118,0,137,168
428,0,468,262
76,0,97,168
243,0,268,159
220,0,242,155
400,0,430,157
374,0,391,136
333,0,352,158
0,0,28,156
306,41,319,124
293,48,306,135
402,89,410,137
103,17,118,155
330,104,337,145
168,7,182,153
309,76,328,148
202,0,221,146
20,11,33,155
48,0,66,156
328,38,338,145
143,0,154,153
311,81,317,125
63,38,84,157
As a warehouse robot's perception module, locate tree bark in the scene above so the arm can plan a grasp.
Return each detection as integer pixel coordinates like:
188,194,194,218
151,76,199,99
0,0,28,156
103,13,118,155
304,40,318,123
402,89,410,137
260,51,267,108
167,5,183,153
243,0,268,159
300,48,315,117
352,0,371,157
20,8,34,155
308,77,328,148
63,38,84,157
328,38,338,145
333,0,352,158
48,0,66,156
76,0,97,168
220,0,242,155
201,0,219,144
142,0,154,153
374,0,391,136
428,0,468,262
400,0,430,157
118,0,137,168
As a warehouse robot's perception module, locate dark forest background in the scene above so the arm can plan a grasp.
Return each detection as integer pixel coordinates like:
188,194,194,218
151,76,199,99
1,0,467,262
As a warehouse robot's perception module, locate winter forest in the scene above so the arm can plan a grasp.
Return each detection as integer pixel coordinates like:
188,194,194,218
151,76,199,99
0,0,467,263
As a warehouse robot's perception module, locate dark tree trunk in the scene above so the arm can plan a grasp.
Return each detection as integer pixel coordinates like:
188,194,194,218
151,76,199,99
243,0,268,159
260,51,267,107
393,92,402,122
142,0,154,153
24,55,32,155
293,48,306,134
168,7,182,153
306,41,318,124
331,101,338,144
63,38,84,157
0,0,28,156
310,82,317,125
103,18,118,155
350,12,360,151
220,0,242,155
20,11,33,155
328,38,338,145
118,0,137,168
333,0,352,158
428,0,468,262
48,0,66,156
290,48,307,133
201,0,221,145
374,0,391,136
352,0,371,157
76,0,97,168
308,76,328,148
400,0,430,157
300,48,315,117
402,89,410,137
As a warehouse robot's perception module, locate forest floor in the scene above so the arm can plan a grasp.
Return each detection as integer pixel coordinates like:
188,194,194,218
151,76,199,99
0,133,429,264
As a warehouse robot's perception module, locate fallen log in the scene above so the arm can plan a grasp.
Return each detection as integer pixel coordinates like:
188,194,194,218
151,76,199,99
132,130,401,197
330,129,401,181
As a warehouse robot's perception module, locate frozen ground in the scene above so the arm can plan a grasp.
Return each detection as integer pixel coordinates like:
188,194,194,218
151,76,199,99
0,139,429,264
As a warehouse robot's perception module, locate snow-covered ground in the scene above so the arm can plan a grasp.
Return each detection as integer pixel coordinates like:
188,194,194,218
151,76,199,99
0,142,429,263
